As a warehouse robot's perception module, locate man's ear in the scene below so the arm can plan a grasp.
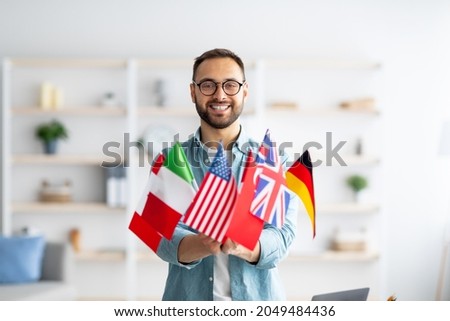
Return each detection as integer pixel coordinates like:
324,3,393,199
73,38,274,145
190,83,196,103
242,82,249,101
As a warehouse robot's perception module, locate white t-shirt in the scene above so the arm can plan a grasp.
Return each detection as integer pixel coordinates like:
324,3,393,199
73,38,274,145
210,148,233,301
213,252,231,300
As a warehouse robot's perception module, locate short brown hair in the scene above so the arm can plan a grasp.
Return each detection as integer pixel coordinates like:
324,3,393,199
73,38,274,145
192,48,245,81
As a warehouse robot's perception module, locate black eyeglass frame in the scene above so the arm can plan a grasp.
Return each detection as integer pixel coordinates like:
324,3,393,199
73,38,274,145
192,79,246,96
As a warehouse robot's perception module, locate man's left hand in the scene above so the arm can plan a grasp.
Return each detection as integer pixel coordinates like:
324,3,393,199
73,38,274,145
221,239,260,263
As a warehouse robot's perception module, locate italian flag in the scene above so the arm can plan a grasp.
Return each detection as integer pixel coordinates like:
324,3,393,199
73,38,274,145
129,142,196,252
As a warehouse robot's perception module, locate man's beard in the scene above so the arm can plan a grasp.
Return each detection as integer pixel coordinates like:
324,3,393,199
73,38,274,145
195,100,243,129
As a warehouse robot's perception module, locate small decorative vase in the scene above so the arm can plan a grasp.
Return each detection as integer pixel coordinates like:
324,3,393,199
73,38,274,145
353,191,366,203
69,228,81,253
44,140,58,154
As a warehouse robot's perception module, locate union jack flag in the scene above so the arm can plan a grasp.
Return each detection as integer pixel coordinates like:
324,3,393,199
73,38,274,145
250,130,290,228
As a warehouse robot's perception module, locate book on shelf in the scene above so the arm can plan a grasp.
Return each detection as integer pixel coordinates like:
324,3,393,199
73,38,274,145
105,164,127,208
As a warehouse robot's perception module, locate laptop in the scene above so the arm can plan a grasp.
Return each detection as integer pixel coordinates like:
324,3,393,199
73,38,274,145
311,287,370,301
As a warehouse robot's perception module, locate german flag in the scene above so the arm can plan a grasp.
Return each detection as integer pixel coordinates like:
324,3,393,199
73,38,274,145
286,150,316,237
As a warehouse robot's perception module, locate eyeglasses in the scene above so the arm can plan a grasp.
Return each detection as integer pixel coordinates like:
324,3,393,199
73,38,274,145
192,79,245,96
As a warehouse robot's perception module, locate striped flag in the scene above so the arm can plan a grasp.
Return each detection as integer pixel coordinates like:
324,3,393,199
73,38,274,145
183,144,237,243
129,142,196,252
286,149,316,237
251,130,290,228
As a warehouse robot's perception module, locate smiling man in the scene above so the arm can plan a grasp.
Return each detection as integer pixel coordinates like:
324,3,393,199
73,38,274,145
155,48,299,301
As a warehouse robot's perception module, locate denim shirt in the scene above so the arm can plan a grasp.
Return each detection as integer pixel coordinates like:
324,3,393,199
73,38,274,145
156,127,299,301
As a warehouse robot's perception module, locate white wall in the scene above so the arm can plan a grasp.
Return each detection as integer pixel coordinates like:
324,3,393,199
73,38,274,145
1,0,450,300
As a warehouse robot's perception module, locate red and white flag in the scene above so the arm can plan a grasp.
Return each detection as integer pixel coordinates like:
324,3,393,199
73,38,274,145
226,150,264,250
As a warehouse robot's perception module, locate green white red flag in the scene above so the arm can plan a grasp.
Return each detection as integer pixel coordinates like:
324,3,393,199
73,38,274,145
129,142,196,252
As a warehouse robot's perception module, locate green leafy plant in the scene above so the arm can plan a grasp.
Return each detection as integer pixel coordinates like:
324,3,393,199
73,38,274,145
346,174,368,193
35,119,69,143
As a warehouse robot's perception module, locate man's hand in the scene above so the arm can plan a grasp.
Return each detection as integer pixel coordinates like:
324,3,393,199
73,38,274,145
198,233,221,255
178,233,221,264
221,239,261,263
178,234,261,264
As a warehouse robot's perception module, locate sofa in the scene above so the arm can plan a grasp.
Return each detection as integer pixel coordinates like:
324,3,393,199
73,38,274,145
0,241,77,300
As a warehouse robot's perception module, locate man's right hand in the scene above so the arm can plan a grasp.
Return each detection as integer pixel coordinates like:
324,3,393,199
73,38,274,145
178,233,221,264
197,233,222,255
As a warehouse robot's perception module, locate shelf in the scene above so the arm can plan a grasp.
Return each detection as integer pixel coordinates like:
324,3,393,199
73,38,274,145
266,107,380,117
12,202,124,213
136,251,161,262
318,202,379,214
265,58,381,70
76,250,166,263
12,154,108,165
286,250,379,263
12,107,126,116
337,154,380,166
10,58,127,69
137,59,192,68
138,107,197,116
75,249,126,262
309,153,380,167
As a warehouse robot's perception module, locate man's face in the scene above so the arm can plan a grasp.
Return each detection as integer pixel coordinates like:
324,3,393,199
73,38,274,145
190,57,248,129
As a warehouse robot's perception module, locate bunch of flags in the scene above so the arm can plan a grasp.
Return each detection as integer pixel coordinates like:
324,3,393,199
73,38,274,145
129,130,316,253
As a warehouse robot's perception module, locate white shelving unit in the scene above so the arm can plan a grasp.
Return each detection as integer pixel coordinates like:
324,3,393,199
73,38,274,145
259,58,382,299
1,56,382,300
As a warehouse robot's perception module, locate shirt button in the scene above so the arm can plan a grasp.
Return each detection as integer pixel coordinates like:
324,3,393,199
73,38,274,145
209,277,213,282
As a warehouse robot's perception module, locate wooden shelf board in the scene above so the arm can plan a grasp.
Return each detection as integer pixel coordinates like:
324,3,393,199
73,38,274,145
310,152,380,166
265,59,381,70
338,154,380,166
12,202,124,213
138,107,197,116
12,154,108,165
12,107,126,116
10,58,127,69
77,296,127,301
266,107,380,117
137,59,192,68
136,251,163,262
75,249,126,262
318,202,379,214
286,250,379,262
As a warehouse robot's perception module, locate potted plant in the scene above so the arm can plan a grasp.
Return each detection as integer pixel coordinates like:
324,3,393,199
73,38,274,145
346,174,368,202
35,119,68,154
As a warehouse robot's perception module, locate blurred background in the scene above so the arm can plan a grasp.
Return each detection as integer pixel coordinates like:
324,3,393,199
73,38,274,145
1,0,449,301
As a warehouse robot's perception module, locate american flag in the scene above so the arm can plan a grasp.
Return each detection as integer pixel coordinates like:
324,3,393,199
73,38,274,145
183,144,237,243
251,130,290,228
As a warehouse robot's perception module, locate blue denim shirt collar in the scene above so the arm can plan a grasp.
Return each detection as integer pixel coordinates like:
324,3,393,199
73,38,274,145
190,125,259,182
192,125,255,156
